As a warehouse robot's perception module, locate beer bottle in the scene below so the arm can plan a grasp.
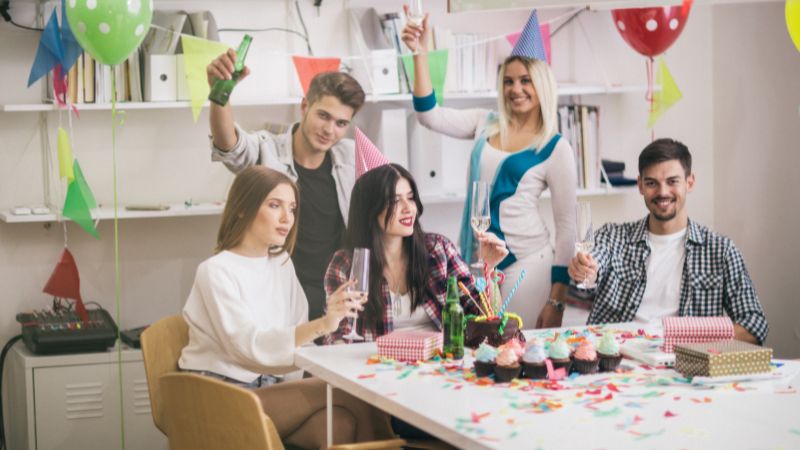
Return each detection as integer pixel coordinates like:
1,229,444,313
442,276,465,359
208,34,253,106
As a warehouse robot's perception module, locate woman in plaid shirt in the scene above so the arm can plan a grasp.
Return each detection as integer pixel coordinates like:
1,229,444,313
324,164,508,342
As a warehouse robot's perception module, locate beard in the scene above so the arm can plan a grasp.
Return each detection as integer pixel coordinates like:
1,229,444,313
648,197,678,222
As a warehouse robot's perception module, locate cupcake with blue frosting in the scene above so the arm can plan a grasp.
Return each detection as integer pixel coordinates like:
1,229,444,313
521,337,548,379
472,342,498,378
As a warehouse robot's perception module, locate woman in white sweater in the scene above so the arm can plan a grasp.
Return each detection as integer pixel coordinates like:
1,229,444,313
401,12,578,329
179,166,387,449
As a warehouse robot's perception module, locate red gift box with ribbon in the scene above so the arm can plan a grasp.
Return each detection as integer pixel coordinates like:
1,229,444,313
662,316,734,353
376,330,442,362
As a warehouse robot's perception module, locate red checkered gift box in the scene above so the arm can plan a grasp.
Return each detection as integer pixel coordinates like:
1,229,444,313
662,316,734,353
376,330,442,362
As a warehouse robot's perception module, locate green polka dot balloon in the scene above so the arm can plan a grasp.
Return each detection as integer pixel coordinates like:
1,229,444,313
66,0,153,66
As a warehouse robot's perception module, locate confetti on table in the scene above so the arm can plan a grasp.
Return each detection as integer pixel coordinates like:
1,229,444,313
594,406,622,418
790,428,800,436
471,411,491,423
664,410,677,418
357,373,375,379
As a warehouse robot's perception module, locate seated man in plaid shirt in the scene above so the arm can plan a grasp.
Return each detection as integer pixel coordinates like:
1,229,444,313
566,138,767,344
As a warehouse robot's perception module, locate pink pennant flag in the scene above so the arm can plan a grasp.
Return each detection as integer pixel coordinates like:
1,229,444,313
292,56,341,95
506,22,551,64
355,127,389,178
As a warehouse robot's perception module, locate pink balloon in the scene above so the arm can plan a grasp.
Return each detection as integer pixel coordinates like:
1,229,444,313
611,1,693,57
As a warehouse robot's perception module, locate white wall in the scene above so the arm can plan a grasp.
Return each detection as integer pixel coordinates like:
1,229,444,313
0,0,792,359
712,3,800,357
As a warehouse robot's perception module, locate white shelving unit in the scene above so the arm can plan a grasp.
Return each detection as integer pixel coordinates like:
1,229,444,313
0,202,225,224
0,83,648,112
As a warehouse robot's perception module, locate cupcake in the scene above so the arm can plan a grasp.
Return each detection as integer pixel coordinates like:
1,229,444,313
547,335,572,373
493,344,521,382
597,332,623,372
571,340,600,375
521,338,548,379
473,342,498,378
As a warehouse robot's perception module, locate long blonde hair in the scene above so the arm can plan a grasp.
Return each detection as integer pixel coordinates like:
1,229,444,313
486,56,559,150
215,166,299,256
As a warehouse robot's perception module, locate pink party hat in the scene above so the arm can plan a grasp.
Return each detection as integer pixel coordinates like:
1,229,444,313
355,127,389,178
511,10,547,61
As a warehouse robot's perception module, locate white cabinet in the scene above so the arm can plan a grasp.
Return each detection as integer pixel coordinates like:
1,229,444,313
5,343,167,450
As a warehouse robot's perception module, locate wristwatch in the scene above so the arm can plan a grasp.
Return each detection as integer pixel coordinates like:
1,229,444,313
546,298,565,312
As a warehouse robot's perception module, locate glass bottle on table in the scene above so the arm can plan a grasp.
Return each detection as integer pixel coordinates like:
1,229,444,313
208,34,253,106
442,276,464,359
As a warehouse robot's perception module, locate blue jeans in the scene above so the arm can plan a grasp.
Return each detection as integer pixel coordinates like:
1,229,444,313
182,369,280,389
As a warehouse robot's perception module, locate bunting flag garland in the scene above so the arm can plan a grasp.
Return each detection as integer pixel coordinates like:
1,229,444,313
42,247,89,323
62,160,99,239
292,56,342,95
57,127,75,183
180,35,230,121
401,49,449,106
506,22,552,64
28,11,65,87
355,127,390,178
510,10,547,62
59,0,84,73
648,57,682,128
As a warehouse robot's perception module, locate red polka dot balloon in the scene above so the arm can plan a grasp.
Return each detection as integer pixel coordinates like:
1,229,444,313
611,1,693,58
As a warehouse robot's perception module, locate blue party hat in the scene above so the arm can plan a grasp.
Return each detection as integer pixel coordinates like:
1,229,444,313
510,10,547,61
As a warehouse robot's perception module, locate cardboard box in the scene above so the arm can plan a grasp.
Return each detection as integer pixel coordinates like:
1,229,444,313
662,316,734,353
674,340,772,378
376,330,442,362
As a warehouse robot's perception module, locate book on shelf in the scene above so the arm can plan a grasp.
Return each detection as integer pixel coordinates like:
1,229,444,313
558,104,600,190
83,53,95,103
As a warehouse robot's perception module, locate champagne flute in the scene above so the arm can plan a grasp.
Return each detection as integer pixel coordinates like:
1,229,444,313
470,181,491,277
407,0,425,53
575,201,595,289
343,248,370,341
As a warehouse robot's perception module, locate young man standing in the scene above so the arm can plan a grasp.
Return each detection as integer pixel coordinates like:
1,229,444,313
206,49,365,321
558,138,768,344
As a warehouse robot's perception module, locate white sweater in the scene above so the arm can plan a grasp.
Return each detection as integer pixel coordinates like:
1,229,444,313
179,250,309,383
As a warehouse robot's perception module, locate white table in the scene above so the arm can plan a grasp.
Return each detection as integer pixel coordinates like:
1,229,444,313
295,326,800,450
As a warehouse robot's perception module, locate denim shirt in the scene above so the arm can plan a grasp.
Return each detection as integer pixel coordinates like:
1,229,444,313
210,122,355,225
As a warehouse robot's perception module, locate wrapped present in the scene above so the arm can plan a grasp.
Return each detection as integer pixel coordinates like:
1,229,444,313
376,330,442,362
674,340,772,378
662,316,734,353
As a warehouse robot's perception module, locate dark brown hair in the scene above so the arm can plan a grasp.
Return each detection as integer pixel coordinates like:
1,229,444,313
639,138,692,176
306,72,366,114
215,166,299,256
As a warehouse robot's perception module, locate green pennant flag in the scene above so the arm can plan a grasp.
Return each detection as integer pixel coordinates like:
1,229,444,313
73,160,97,209
401,50,449,106
57,127,74,183
648,57,682,129
63,160,99,239
180,35,231,122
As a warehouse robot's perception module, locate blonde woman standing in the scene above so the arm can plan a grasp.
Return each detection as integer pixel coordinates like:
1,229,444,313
402,12,577,329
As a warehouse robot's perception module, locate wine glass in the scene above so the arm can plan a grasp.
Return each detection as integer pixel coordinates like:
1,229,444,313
575,201,595,289
343,248,370,341
470,181,491,277
407,0,425,53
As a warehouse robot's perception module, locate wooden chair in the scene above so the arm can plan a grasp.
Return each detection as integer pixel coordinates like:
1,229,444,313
140,314,189,434
160,372,407,450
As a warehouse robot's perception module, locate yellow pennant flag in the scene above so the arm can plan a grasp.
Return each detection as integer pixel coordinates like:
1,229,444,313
648,57,682,129
180,35,230,122
57,127,74,182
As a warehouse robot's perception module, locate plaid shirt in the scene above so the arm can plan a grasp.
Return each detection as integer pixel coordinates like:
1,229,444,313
324,233,480,343
587,217,768,344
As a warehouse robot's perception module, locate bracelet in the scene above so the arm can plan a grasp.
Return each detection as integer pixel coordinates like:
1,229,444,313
546,298,565,312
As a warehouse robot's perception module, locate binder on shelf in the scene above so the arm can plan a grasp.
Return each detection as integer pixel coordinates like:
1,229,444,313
83,53,95,103
349,8,400,95
379,109,409,168
144,54,178,102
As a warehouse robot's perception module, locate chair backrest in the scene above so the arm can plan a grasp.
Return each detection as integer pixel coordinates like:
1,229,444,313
159,372,284,450
140,314,189,434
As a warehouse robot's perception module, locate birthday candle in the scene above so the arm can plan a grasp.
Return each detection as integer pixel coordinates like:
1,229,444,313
458,281,487,317
498,269,526,317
